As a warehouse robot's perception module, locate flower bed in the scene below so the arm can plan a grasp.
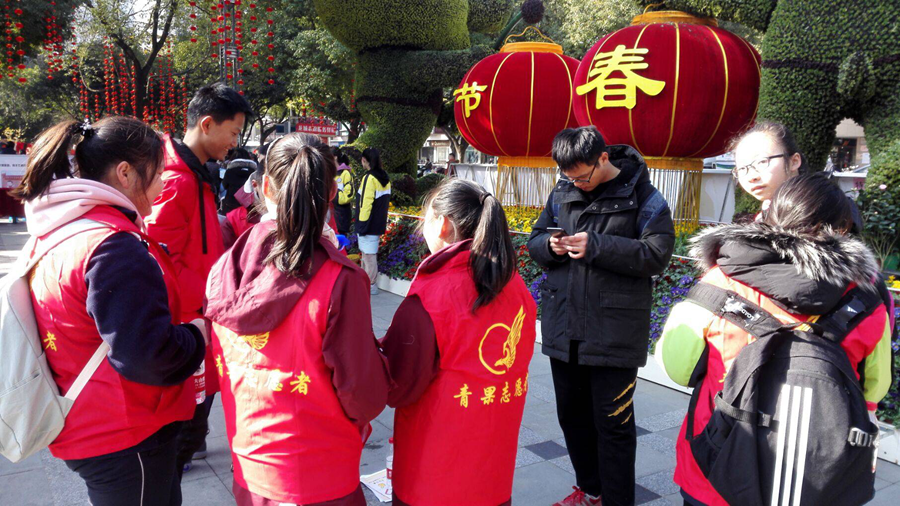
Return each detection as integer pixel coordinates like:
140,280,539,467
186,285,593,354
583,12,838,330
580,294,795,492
372,211,900,429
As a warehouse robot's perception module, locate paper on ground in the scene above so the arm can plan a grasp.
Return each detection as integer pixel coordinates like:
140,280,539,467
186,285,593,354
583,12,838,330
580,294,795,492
360,469,392,502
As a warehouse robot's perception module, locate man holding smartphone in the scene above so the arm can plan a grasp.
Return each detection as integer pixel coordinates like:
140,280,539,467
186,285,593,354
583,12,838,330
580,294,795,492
528,126,675,506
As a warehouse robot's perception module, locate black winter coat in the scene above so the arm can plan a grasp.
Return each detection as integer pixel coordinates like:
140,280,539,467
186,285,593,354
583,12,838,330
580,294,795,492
528,145,676,368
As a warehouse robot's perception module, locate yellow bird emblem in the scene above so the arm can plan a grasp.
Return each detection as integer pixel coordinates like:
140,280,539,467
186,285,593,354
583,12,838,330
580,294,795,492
479,306,526,375
240,332,270,350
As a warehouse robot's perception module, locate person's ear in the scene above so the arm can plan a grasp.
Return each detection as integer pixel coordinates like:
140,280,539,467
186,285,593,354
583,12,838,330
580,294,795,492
262,174,275,201
438,214,454,242
788,152,802,175
199,116,214,135
113,161,132,189
600,152,609,166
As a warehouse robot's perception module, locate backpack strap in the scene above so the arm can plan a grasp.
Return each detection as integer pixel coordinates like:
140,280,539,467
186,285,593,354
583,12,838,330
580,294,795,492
685,282,787,340
19,219,115,403
816,287,883,344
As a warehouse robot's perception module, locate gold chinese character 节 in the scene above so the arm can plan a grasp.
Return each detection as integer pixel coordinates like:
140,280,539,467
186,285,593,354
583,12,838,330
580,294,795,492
501,382,511,403
289,371,311,395
454,384,472,408
575,44,665,110
515,378,524,397
43,332,57,352
482,386,497,405
265,370,284,392
453,82,488,118
215,355,224,377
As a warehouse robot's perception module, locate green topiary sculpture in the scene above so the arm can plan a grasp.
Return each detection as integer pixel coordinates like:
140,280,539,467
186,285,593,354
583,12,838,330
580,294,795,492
638,1,900,187
313,0,515,174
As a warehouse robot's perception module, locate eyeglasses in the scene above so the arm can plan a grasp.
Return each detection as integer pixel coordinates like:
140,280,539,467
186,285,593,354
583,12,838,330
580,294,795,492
559,162,598,184
733,154,787,180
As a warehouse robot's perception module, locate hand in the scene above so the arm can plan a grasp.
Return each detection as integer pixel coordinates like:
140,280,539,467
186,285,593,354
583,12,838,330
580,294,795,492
549,235,569,256
190,318,210,346
560,232,589,259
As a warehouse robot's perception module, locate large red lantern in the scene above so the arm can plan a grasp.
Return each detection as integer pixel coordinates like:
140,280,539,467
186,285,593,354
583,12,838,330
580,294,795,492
454,41,580,169
573,11,761,161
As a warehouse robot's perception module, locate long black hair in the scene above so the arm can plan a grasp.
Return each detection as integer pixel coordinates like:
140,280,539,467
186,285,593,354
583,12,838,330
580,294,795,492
13,116,163,201
424,179,516,312
766,173,854,234
362,146,389,185
263,133,336,277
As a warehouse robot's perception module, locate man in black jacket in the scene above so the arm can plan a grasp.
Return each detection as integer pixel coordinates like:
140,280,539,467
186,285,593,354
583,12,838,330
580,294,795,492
528,127,675,506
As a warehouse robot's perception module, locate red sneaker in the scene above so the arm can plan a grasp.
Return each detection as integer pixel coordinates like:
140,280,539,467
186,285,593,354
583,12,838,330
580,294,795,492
553,486,602,506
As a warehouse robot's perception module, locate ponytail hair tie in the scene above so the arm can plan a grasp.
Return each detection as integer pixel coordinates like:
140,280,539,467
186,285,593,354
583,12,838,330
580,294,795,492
75,119,94,140
480,192,493,205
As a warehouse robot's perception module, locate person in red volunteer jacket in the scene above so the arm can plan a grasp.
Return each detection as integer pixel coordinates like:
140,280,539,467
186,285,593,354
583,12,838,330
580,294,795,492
145,82,252,473
204,133,391,506
14,117,207,506
381,179,538,506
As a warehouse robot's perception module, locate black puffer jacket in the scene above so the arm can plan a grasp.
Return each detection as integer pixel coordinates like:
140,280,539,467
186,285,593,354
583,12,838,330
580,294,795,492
528,145,676,367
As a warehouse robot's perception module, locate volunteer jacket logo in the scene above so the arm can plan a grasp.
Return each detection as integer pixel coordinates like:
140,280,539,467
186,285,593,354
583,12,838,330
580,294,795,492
479,306,526,375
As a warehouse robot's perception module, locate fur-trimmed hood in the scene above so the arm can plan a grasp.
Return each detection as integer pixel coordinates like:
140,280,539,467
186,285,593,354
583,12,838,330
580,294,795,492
689,221,879,314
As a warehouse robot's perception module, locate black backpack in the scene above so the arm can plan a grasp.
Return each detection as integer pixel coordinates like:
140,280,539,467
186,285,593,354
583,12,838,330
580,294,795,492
684,282,882,506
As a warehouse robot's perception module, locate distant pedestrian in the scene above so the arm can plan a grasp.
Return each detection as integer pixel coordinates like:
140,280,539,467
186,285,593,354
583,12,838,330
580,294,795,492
356,147,391,294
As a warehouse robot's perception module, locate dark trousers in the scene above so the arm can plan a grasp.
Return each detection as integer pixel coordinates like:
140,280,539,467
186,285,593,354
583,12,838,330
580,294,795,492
550,344,638,506
175,393,215,482
65,423,183,506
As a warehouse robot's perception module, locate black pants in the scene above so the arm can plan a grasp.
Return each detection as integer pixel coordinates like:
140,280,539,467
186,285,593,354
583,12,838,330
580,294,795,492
550,344,638,506
175,393,215,481
333,203,352,236
65,422,183,506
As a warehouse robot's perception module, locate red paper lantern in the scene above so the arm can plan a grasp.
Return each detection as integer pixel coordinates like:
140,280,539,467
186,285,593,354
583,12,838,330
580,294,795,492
573,11,760,160
453,42,580,167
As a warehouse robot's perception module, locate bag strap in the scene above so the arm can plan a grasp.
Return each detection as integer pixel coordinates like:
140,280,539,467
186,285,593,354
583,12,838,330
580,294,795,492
816,287,883,344
686,283,787,340
18,219,116,403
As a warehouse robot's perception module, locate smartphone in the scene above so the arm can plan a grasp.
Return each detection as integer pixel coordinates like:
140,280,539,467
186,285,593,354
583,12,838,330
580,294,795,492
546,227,567,238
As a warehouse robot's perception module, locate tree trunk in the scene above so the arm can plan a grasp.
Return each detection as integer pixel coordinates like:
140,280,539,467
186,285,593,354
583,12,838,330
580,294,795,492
348,117,361,143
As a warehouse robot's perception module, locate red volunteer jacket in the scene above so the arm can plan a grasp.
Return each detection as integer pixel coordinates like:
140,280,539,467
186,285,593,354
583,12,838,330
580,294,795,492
31,206,195,460
147,135,224,395
392,242,537,506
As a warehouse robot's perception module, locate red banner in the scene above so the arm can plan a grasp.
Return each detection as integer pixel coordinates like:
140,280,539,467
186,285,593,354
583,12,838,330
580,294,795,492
296,121,337,136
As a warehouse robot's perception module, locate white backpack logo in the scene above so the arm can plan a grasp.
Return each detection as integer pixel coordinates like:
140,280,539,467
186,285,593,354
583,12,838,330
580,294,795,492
0,220,110,463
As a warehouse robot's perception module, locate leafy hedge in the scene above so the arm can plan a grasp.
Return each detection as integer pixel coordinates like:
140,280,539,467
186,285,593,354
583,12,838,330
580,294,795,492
644,1,900,186
314,1,513,174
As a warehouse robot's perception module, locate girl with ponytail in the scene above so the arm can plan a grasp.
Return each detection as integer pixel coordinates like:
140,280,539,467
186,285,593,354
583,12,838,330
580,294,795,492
204,133,390,506
17,117,208,505
381,179,537,506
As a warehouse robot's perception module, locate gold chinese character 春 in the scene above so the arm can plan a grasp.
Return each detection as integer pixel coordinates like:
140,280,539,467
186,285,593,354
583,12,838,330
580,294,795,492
43,332,57,352
501,382,511,403
215,355,224,377
575,44,665,110
289,372,311,395
482,386,497,405
453,82,488,118
454,384,472,408
515,378,523,397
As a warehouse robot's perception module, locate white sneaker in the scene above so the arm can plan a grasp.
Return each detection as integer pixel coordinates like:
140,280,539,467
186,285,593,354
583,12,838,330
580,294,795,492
370,284,380,295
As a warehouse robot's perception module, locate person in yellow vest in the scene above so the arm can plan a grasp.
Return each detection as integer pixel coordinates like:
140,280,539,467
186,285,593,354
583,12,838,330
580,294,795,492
331,146,353,236
356,147,391,294
381,179,538,505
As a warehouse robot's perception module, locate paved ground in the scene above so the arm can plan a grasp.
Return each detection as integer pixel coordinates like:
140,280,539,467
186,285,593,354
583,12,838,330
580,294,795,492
2,221,899,505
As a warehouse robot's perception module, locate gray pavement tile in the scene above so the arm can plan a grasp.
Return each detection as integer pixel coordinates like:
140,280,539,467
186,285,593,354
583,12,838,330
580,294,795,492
636,425,651,437
0,467,58,506
518,425,547,447
0,450,44,476
664,492,683,505
636,469,680,497
360,420,391,475
549,455,575,475
41,448,89,505
635,484,662,505
638,433,677,457
653,426,683,442
521,405,565,442
208,402,227,438
512,460,577,504
876,461,900,483
642,498,676,506
875,476,892,491
526,380,558,404
554,437,568,449
526,440,568,460
181,475,235,504
528,352,552,376
181,458,216,483
635,444,677,479
203,439,235,480
515,447,543,468
375,407,395,431
869,482,900,505
638,409,688,433
634,392,690,420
